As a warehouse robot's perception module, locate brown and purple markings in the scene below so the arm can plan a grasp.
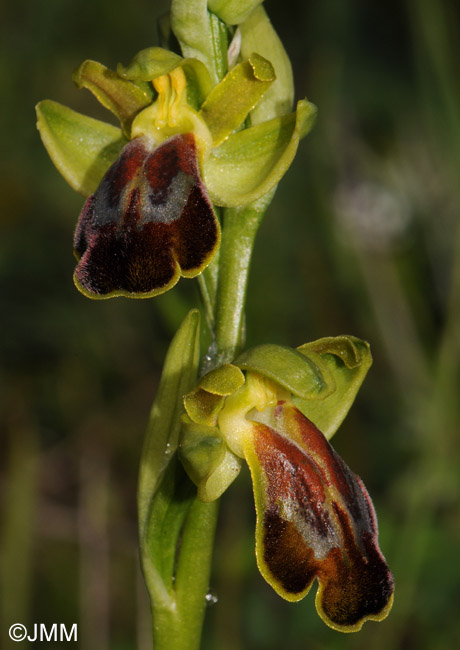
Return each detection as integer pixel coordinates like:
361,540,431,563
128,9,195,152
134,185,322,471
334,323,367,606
73,133,220,298
248,402,394,631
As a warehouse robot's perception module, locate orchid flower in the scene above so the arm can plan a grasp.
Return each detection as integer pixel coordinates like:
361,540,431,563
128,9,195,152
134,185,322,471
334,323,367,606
180,336,394,632
36,6,316,299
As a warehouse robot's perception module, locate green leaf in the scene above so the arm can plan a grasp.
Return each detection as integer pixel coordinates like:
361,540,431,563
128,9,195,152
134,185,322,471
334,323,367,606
207,0,264,25
294,336,373,440
36,100,127,196
234,344,333,400
199,53,275,146
138,309,201,538
239,6,294,123
145,456,196,589
203,99,317,207
73,60,153,136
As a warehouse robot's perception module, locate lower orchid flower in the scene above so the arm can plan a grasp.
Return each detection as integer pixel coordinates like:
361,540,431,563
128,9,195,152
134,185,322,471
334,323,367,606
180,337,394,632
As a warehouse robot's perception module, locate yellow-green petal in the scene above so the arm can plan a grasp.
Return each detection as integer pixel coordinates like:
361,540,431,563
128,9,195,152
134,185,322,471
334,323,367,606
198,363,245,396
239,6,294,123
203,99,317,207
183,364,245,427
184,389,226,427
36,100,127,196
199,53,275,147
294,337,372,440
73,60,153,136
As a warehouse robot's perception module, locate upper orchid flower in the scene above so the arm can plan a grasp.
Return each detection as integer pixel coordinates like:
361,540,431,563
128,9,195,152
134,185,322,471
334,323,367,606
36,5,316,299
180,337,394,632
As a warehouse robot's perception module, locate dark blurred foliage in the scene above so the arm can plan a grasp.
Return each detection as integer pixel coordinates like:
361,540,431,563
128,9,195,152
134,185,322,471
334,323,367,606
1,1,460,649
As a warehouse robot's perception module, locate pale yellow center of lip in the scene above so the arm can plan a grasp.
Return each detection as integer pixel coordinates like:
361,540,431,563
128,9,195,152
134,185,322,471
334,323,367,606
130,67,212,166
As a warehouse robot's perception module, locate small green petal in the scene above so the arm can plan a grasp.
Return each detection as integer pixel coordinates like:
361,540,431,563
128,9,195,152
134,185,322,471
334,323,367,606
199,53,275,147
36,100,127,196
184,364,244,426
239,6,294,123
234,344,332,400
184,389,226,427
199,363,245,396
203,99,317,207
294,337,373,440
73,60,153,136
207,0,264,25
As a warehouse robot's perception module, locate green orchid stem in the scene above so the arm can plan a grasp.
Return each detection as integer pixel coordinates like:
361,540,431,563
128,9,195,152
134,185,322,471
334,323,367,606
213,193,274,365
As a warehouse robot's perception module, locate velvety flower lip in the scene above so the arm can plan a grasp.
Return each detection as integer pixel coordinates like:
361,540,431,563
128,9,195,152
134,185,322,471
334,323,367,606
73,132,220,299
245,401,394,632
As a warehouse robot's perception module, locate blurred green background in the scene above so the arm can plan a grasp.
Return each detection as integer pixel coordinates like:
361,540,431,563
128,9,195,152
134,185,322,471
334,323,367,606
1,0,460,648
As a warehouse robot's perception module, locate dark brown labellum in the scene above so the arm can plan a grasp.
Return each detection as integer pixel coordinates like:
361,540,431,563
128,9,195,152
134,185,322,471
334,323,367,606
73,133,220,298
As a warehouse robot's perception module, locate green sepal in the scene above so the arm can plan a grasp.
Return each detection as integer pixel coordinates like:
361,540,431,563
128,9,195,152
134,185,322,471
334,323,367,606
239,6,294,124
234,344,333,400
179,419,226,484
118,47,213,111
207,0,264,25
72,60,153,137
199,53,275,147
179,418,242,502
184,364,244,426
117,47,183,81
36,99,127,196
203,98,317,207
293,336,373,440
